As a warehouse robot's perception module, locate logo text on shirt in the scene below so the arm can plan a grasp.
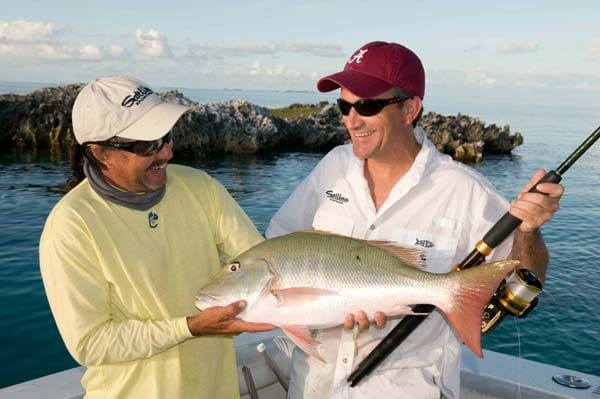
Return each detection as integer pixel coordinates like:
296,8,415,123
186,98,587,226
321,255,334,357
414,238,434,248
325,190,349,204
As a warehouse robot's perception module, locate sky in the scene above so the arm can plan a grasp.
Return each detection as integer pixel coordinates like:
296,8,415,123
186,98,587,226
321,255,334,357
2,0,600,106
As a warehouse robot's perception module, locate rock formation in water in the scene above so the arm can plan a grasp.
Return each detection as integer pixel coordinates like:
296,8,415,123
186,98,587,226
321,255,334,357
0,85,522,163
0,84,85,159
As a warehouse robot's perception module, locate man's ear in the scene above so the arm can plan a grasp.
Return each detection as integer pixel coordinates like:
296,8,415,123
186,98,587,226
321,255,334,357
404,97,423,125
88,144,112,168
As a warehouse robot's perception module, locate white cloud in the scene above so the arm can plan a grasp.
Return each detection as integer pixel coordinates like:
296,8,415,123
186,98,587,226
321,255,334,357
248,60,261,75
429,67,600,94
136,29,172,57
0,20,56,42
188,41,344,58
428,68,497,89
79,44,102,60
498,41,540,54
590,40,600,54
108,45,125,57
0,42,102,60
266,64,300,77
464,68,496,87
246,59,301,78
186,46,207,58
0,19,105,61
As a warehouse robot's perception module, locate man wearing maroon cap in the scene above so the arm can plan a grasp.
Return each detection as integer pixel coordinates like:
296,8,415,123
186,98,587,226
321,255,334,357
266,41,563,398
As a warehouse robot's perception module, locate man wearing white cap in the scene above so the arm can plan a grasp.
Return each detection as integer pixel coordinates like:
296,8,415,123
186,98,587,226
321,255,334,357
39,75,274,399
266,41,564,398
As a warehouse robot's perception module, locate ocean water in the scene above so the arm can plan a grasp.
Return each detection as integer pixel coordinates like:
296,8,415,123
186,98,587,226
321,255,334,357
1,83,599,389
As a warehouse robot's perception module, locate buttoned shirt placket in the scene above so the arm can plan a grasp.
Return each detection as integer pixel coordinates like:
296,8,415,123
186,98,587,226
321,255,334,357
328,133,432,398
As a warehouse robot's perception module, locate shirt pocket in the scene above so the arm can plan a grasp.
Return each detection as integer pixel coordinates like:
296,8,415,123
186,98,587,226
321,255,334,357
312,209,355,236
391,221,459,274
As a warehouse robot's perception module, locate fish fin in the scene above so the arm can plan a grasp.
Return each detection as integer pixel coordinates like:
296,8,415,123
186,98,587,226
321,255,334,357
390,305,430,316
256,284,273,305
438,260,519,358
363,240,425,269
300,230,425,269
272,287,339,307
301,229,335,235
255,258,282,304
281,325,325,363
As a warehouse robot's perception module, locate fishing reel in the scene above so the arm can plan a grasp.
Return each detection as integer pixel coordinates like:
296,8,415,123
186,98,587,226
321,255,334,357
481,268,543,335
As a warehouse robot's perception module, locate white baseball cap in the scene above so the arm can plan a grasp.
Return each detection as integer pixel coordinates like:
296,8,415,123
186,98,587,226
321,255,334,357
72,75,190,144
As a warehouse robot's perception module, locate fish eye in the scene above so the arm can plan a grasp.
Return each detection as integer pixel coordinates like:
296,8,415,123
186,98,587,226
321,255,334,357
228,262,240,272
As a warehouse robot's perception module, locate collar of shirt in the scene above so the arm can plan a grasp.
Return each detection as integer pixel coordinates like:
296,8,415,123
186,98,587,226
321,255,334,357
345,126,435,217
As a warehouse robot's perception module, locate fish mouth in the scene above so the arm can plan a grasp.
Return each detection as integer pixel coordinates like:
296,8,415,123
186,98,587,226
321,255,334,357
194,293,221,309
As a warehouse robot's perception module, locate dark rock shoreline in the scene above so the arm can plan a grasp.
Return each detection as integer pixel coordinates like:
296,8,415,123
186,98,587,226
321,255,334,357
0,84,523,163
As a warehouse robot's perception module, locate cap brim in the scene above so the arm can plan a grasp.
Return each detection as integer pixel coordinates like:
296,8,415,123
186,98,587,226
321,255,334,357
317,70,393,98
117,102,190,141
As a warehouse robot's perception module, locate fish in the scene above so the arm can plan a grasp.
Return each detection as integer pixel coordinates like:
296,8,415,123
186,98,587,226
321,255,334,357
195,231,518,361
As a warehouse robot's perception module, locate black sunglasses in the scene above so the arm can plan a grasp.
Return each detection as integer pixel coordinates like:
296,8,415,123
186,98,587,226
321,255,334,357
337,96,412,117
101,131,173,157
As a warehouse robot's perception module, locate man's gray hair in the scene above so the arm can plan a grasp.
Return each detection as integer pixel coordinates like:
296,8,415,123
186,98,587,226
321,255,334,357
392,87,423,127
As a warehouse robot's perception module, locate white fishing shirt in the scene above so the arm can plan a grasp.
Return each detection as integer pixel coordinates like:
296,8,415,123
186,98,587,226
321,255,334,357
266,127,513,399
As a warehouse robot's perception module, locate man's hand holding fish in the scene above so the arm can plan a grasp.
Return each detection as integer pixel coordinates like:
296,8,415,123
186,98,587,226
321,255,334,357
187,299,275,336
343,310,387,330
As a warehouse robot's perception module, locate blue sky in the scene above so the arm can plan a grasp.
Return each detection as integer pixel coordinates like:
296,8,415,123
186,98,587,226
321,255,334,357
2,1,600,105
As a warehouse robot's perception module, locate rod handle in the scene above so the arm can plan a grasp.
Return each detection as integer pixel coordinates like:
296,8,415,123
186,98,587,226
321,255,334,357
347,304,434,387
482,170,562,248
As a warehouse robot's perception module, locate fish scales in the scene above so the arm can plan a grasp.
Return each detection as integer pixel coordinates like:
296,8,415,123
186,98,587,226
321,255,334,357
256,233,427,290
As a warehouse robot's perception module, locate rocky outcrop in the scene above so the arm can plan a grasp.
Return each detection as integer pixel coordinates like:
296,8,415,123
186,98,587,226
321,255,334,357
0,85,523,163
165,94,282,159
420,112,523,163
268,104,523,163
164,96,347,156
0,84,84,158
271,103,348,152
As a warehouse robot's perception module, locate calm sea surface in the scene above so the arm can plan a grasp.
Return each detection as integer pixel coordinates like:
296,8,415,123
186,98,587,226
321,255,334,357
1,83,599,388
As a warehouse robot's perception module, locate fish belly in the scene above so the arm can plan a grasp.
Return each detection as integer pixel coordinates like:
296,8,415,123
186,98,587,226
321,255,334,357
242,286,421,328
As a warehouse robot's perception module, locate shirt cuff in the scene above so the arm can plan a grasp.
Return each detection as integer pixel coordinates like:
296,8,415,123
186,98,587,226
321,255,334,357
176,316,194,341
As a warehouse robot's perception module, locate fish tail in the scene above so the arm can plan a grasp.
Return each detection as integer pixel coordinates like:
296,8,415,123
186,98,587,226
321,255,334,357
438,260,519,358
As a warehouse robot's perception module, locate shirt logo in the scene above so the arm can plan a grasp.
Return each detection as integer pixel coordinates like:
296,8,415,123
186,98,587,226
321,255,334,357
148,211,159,228
414,238,434,248
121,86,154,107
348,48,368,64
325,190,349,204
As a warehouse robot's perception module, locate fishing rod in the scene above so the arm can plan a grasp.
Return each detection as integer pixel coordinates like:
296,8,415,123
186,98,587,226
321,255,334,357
348,125,600,387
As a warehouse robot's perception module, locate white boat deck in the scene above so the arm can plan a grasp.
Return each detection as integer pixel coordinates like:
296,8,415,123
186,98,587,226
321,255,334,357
1,331,598,399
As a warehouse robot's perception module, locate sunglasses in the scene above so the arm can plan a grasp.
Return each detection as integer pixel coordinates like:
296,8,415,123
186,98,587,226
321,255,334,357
102,131,173,157
337,96,412,117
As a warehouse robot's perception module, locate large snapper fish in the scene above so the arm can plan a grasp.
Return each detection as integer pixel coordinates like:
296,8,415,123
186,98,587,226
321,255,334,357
195,231,518,361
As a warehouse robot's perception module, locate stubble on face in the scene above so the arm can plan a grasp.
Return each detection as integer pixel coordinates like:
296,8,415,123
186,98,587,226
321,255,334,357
341,88,408,162
101,143,172,193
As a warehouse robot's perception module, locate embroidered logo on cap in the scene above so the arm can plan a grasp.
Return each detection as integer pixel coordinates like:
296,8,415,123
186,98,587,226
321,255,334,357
348,48,368,64
121,86,154,108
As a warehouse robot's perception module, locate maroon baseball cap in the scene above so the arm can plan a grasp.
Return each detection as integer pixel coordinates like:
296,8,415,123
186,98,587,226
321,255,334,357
317,41,425,99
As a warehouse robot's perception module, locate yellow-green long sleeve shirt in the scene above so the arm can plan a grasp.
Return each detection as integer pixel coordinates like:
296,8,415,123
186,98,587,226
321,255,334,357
39,164,264,399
